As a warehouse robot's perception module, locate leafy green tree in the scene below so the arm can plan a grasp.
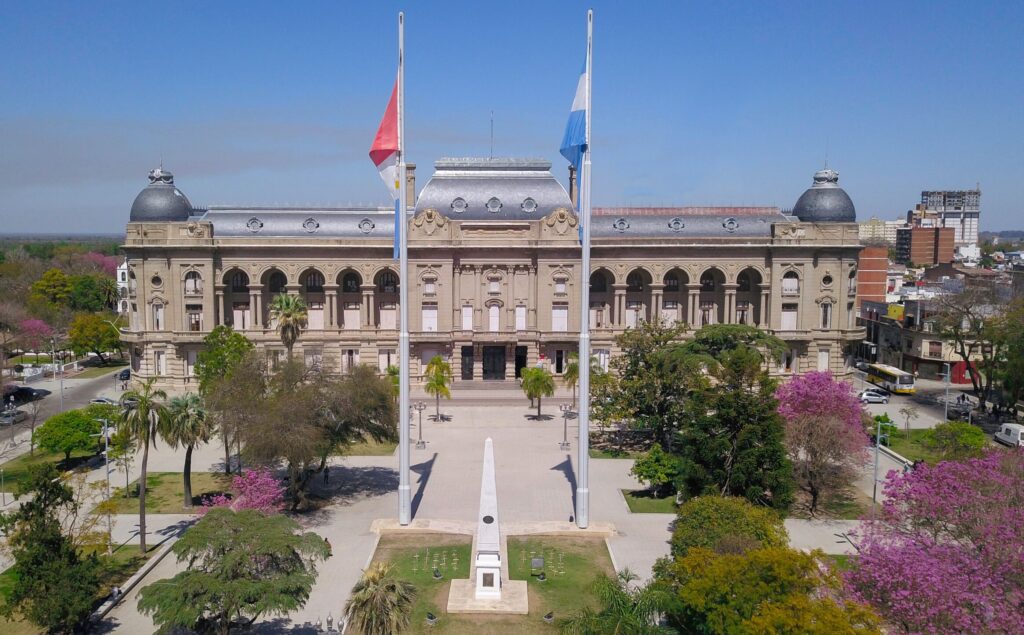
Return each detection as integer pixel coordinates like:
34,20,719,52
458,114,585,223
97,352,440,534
268,293,307,357
675,346,793,511
162,393,216,508
67,311,121,362
206,351,267,474
423,355,452,420
670,323,787,366
669,496,788,558
29,268,72,307
0,463,102,633
657,547,880,634
194,325,254,396
631,444,682,497
996,299,1024,404
137,508,328,634
561,569,673,635
120,377,167,554
923,420,987,460
108,424,136,496
564,352,580,402
521,366,555,418
68,274,107,312
344,562,417,635
33,409,100,461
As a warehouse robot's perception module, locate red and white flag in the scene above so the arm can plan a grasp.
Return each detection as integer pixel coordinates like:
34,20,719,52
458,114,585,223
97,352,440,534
369,79,400,200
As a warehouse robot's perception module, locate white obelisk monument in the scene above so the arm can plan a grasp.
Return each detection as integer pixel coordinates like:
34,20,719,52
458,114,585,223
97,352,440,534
474,438,502,599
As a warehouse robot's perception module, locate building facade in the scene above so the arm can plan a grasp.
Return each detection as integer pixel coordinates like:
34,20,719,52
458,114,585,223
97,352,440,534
895,226,955,266
121,160,865,390
919,189,981,258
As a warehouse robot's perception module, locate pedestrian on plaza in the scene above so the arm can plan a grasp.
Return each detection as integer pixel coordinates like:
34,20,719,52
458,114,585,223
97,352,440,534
323,466,330,485
324,538,332,557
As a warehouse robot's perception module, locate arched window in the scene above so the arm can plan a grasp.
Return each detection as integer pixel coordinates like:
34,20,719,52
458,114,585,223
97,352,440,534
304,271,325,292
664,272,679,291
378,271,398,293
342,272,361,293
268,271,287,293
184,271,203,295
590,272,608,293
700,272,716,292
626,272,644,292
782,271,800,295
230,271,249,292
737,271,751,292
820,302,833,329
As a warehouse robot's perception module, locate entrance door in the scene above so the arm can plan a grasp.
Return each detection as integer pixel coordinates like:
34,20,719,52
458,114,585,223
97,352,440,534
514,346,528,378
461,346,474,380
482,346,506,380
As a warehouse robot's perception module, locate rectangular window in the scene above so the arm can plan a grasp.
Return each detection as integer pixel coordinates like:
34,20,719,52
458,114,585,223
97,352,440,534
781,349,797,373
307,302,324,330
928,341,942,358
594,348,611,371
590,302,604,328
817,349,830,371
379,303,397,330
661,299,678,324
488,305,500,332
551,304,568,332
154,350,166,376
736,301,750,325
186,304,203,332
848,302,855,329
378,348,397,373
304,347,323,370
820,303,832,329
515,305,527,331
782,277,800,295
626,300,641,328
462,305,474,331
781,303,798,330
700,301,714,327
555,349,566,374
554,280,567,295
421,303,438,332
343,302,360,330
153,304,165,331
186,350,197,377
342,349,359,373
131,303,139,331
232,303,251,330
423,280,436,295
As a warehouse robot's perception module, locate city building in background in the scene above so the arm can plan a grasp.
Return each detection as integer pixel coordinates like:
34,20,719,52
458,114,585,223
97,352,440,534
858,216,906,245
918,189,982,261
895,226,955,266
120,163,865,390
856,245,888,306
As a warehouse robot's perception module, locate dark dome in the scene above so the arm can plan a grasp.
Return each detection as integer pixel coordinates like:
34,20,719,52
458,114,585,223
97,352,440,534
791,168,856,222
129,168,194,222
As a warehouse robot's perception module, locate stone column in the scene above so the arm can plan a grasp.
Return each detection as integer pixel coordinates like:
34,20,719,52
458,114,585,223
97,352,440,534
215,286,226,326
650,283,664,323
361,284,373,327
473,266,483,330
453,264,463,326
724,284,738,324
759,287,771,328
686,283,701,326
473,343,483,380
324,284,338,329
250,291,261,328
612,284,627,327
527,265,538,329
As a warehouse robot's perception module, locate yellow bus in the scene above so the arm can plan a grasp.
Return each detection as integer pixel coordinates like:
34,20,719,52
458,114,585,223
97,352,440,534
865,363,916,394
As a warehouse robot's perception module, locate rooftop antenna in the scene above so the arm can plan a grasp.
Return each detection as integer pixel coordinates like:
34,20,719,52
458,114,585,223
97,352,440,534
489,110,494,159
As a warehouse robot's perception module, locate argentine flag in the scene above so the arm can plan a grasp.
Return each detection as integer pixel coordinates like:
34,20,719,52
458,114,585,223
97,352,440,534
560,62,588,170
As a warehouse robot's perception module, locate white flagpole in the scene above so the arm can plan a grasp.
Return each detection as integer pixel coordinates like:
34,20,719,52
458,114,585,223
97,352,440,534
397,11,412,526
576,8,593,529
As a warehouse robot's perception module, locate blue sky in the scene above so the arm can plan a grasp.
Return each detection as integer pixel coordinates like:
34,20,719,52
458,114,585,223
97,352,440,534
1,1,1021,233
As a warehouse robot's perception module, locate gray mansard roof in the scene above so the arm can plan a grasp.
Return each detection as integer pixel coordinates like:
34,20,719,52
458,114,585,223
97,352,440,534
590,207,788,238
197,207,395,238
415,157,574,220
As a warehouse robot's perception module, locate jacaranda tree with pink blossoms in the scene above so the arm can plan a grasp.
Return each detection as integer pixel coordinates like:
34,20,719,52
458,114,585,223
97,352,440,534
846,449,1024,634
18,318,54,354
775,371,867,515
200,467,286,516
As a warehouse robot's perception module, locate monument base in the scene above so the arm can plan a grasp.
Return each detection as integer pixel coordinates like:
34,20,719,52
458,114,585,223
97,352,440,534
446,579,529,615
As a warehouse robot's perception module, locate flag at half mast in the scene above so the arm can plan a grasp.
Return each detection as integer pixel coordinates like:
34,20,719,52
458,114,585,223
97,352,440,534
369,79,401,257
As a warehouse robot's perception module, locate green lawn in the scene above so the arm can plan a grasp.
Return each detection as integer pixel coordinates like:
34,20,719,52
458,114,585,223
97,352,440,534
885,428,944,464
342,437,398,456
789,487,874,521
0,448,96,493
103,471,231,514
621,489,677,514
6,355,52,365
368,534,615,633
74,361,128,379
0,543,159,635
589,448,643,459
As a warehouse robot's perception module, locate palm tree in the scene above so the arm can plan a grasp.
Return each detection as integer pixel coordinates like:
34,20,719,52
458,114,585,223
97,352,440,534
561,569,673,635
120,377,167,554
564,353,580,402
521,366,555,418
423,356,452,420
269,293,308,358
162,393,216,508
98,276,120,310
344,562,417,635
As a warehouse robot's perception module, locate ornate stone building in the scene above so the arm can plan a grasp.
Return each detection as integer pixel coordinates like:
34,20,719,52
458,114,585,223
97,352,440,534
121,159,865,389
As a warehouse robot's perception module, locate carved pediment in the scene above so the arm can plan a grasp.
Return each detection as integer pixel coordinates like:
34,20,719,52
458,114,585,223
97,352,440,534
543,208,579,236
412,209,448,236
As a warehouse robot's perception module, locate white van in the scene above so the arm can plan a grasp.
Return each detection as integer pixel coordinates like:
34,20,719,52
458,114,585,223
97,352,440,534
994,423,1024,448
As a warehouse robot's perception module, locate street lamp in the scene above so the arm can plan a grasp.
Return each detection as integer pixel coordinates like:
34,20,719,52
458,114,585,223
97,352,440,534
92,418,113,555
50,338,64,413
413,401,426,449
872,416,891,520
559,403,572,450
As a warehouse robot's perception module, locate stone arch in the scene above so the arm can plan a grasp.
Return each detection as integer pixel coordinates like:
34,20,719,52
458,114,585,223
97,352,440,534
338,269,363,293
589,267,614,328
624,267,653,325
299,267,326,293
374,268,400,293
697,267,727,326
261,268,288,294
662,268,690,324
736,267,765,326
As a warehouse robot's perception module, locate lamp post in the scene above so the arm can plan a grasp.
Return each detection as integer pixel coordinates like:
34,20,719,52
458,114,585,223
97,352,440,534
50,338,63,413
414,401,426,449
559,402,572,451
92,419,113,554
872,415,890,520
943,362,951,421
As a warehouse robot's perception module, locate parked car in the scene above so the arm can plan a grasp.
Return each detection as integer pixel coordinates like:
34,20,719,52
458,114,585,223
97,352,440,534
90,397,118,405
994,423,1024,447
0,409,29,425
859,389,889,404
855,360,870,371
7,386,42,405
117,369,131,381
